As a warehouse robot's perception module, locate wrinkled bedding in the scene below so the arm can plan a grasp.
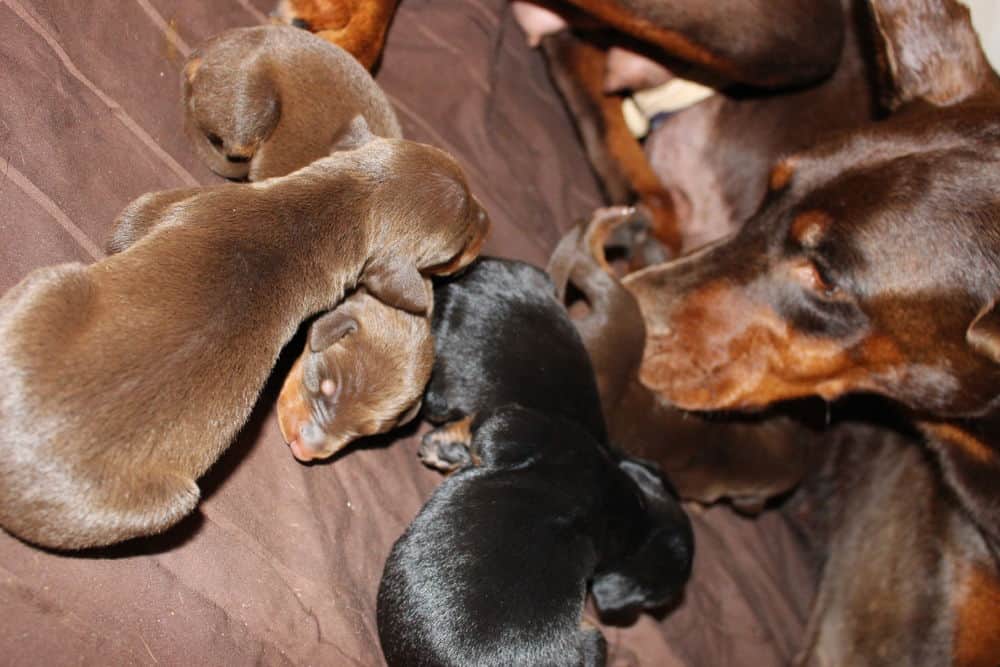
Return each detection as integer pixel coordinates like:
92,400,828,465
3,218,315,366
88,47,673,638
0,0,815,663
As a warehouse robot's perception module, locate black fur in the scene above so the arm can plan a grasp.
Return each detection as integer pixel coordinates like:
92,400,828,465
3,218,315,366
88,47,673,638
376,258,693,666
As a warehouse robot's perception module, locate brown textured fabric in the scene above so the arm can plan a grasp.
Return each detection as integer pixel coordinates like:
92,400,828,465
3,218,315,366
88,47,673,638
0,0,813,664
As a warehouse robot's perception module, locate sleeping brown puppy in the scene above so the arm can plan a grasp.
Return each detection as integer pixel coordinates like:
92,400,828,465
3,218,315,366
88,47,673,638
0,134,489,550
183,25,401,181
276,284,434,462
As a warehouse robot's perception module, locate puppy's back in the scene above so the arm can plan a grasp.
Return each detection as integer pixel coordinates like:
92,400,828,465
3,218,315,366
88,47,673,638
426,258,607,441
378,409,610,666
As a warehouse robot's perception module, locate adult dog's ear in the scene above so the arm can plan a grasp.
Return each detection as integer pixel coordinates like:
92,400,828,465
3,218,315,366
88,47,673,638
362,258,430,315
966,297,1000,364
308,309,358,352
331,115,376,151
868,0,998,111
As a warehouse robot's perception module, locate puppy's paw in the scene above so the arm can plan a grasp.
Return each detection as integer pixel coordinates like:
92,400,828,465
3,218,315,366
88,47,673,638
419,416,475,472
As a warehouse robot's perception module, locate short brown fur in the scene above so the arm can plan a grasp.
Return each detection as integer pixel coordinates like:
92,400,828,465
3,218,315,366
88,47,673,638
0,138,488,550
276,286,434,462
183,25,401,181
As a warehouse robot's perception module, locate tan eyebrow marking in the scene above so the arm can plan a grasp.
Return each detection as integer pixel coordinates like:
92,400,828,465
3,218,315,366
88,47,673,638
790,210,833,248
769,159,795,191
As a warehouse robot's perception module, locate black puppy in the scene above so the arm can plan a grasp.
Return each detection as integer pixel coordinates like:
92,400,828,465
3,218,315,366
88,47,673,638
376,258,693,666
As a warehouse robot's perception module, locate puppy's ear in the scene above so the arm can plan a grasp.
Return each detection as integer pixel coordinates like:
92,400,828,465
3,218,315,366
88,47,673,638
362,258,430,315
331,115,377,151
308,308,359,352
967,297,1000,364
183,55,202,84
396,399,423,427
591,571,645,619
868,0,996,111
619,458,672,499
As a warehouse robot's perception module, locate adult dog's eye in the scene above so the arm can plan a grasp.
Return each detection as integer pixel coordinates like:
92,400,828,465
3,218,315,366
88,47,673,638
789,258,843,300
206,132,223,149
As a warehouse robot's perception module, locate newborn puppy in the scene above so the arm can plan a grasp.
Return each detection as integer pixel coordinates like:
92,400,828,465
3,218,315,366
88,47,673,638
376,258,693,666
0,136,489,550
276,285,434,462
183,25,401,181
422,257,607,448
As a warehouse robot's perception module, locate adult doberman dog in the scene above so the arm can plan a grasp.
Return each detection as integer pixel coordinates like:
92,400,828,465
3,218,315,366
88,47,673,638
613,1,1000,664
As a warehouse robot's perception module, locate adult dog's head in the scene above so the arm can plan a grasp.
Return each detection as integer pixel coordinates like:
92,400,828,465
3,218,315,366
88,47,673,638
625,0,1000,421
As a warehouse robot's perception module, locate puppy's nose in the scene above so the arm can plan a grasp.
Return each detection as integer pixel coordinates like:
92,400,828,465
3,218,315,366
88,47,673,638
225,152,252,164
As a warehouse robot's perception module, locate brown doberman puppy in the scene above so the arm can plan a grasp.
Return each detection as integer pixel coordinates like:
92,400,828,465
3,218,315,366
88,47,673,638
275,284,434,462
179,26,437,461
617,0,1000,663
0,136,489,550
183,25,401,181
548,208,814,513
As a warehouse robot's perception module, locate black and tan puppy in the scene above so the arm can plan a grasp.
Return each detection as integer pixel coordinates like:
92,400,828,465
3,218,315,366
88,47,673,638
376,258,693,666
183,25,401,181
275,284,434,462
0,136,489,550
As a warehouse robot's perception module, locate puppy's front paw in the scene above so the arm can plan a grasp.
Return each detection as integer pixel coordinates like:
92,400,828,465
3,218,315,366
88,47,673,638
419,416,475,472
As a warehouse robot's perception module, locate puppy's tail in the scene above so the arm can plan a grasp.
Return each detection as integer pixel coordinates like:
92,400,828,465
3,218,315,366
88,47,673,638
547,207,649,407
546,221,584,304
546,205,639,309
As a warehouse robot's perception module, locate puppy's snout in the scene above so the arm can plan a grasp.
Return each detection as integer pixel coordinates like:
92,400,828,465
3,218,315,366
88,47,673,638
226,146,254,164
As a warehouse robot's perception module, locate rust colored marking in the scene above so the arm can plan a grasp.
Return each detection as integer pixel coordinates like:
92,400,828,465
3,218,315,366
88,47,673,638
183,56,202,83
638,278,901,410
954,561,1000,667
435,415,474,448
558,37,681,254
276,350,309,446
280,0,398,70
790,210,832,248
769,159,795,191
565,0,748,85
923,422,996,465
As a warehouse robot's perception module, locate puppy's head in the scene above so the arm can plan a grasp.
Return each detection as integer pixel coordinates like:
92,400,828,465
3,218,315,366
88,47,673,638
277,288,433,461
364,140,491,277
624,0,1000,419
591,459,693,619
182,28,282,180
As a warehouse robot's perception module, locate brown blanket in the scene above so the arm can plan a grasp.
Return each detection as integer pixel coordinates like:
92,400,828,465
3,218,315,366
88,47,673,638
0,0,814,663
